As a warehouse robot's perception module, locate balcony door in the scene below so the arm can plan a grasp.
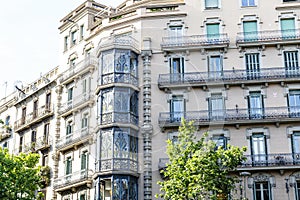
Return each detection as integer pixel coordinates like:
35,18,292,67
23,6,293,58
284,51,299,77
248,91,264,119
168,25,183,44
251,133,267,165
292,132,300,164
206,23,220,41
243,21,258,41
169,57,184,82
281,18,295,39
170,96,185,122
288,90,300,117
209,93,225,120
208,55,223,79
245,53,260,80
253,181,272,200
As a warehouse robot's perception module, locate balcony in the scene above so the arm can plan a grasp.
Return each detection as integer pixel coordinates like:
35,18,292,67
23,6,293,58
161,34,230,51
23,136,52,153
96,35,139,54
100,111,138,128
99,72,139,88
236,29,300,47
56,127,92,152
14,104,54,132
0,126,12,141
95,156,138,174
58,93,94,117
158,153,300,172
60,55,97,85
158,67,300,89
53,169,93,192
158,106,300,128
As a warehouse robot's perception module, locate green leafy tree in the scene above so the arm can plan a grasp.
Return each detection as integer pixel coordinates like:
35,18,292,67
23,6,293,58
157,119,247,200
0,147,44,200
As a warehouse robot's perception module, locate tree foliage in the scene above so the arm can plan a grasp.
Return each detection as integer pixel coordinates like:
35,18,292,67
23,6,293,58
157,120,247,200
0,147,43,200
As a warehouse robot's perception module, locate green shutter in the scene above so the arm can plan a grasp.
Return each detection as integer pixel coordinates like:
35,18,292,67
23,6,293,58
281,18,295,38
243,21,257,41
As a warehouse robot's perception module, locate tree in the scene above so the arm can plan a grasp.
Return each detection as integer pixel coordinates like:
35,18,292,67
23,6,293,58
157,119,247,200
0,147,44,200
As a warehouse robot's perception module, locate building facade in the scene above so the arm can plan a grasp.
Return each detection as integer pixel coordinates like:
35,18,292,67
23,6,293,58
1,0,300,199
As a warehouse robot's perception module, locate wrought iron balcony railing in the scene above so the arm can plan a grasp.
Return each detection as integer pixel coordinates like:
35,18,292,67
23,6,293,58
14,104,54,132
58,92,94,115
96,35,139,53
100,111,138,126
158,67,300,88
53,169,93,190
158,106,300,127
95,154,138,173
23,136,52,153
158,153,300,171
161,33,230,50
56,127,91,150
60,55,98,84
99,72,138,87
236,29,300,45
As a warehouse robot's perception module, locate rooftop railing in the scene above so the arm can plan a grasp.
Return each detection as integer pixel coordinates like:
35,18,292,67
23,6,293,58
158,67,300,88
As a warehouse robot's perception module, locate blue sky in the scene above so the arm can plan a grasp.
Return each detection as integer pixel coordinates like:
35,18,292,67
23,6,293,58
0,0,123,99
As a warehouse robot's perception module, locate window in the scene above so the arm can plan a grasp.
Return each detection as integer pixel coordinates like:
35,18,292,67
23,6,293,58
251,133,267,165
3,141,8,149
254,182,272,200
19,136,23,153
42,153,48,166
168,132,179,144
209,93,225,120
206,23,220,40
64,36,68,51
67,87,73,104
81,151,88,171
243,21,258,41
21,107,26,125
248,91,264,119
168,25,183,37
245,53,260,79
79,194,86,200
281,18,296,39
80,25,84,40
292,132,300,163
205,0,220,9
170,96,185,122
82,79,87,95
81,114,88,130
283,0,298,2
70,58,76,67
284,51,299,77
169,57,184,82
288,90,300,117
31,130,36,143
66,157,72,175
242,0,256,7
71,30,77,45
46,93,51,110
33,100,38,118
5,116,10,126
296,180,300,200
208,55,223,79
66,121,73,136
44,123,50,144
212,135,227,149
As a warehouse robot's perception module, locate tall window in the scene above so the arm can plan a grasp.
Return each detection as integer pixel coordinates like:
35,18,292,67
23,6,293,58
65,157,72,175
31,130,37,143
205,0,220,9
288,90,300,117
212,135,227,149
67,87,73,104
251,133,267,165
284,51,299,77
281,18,295,39
248,91,264,119
71,30,77,45
292,132,300,164
168,25,183,37
19,136,23,153
209,93,225,120
245,53,260,79
66,121,73,138
33,100,38,118
243,21,258,41
206,23,220,40
80,25,84,40
81,151,88,171
79,194,86,200
208,55,223,79
21,107,26,125
170,96,185,122
254,182,272,200
242,0,256,6
81,114,88,130
46,93,51,110
44,123,50,144
296,180,300,200
64,36,68,51
169,57,184,82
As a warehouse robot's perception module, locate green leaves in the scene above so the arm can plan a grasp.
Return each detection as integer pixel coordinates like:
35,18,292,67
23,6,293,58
0,147,43,200
157,119,247,200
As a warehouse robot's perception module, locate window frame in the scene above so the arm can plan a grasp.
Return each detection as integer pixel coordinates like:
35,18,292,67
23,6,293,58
241,0,256,7
204,0,220,9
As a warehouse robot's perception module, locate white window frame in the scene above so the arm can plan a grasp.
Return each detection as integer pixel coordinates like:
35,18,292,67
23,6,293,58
204,0,220,9
241,0,257,7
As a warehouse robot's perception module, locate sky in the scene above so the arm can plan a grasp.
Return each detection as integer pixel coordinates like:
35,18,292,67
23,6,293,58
0,0,124,99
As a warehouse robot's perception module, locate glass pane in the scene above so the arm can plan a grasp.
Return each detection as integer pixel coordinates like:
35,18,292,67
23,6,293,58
206,0,219,8
114,131,129,159
281,18,295,38
289,90,300,116
115,50,130,73
210,94,224,119
113,177,129,199
115,90,128,112
252,134,266,162
249,92,263,118
102,50,114,74
243,21,257,41
209,56,223,78
171,97,184,121
102,90,114,113
284,51,299,76
169,26,183,37
101,131,113,159
207,24,220,39
292,133,300,153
